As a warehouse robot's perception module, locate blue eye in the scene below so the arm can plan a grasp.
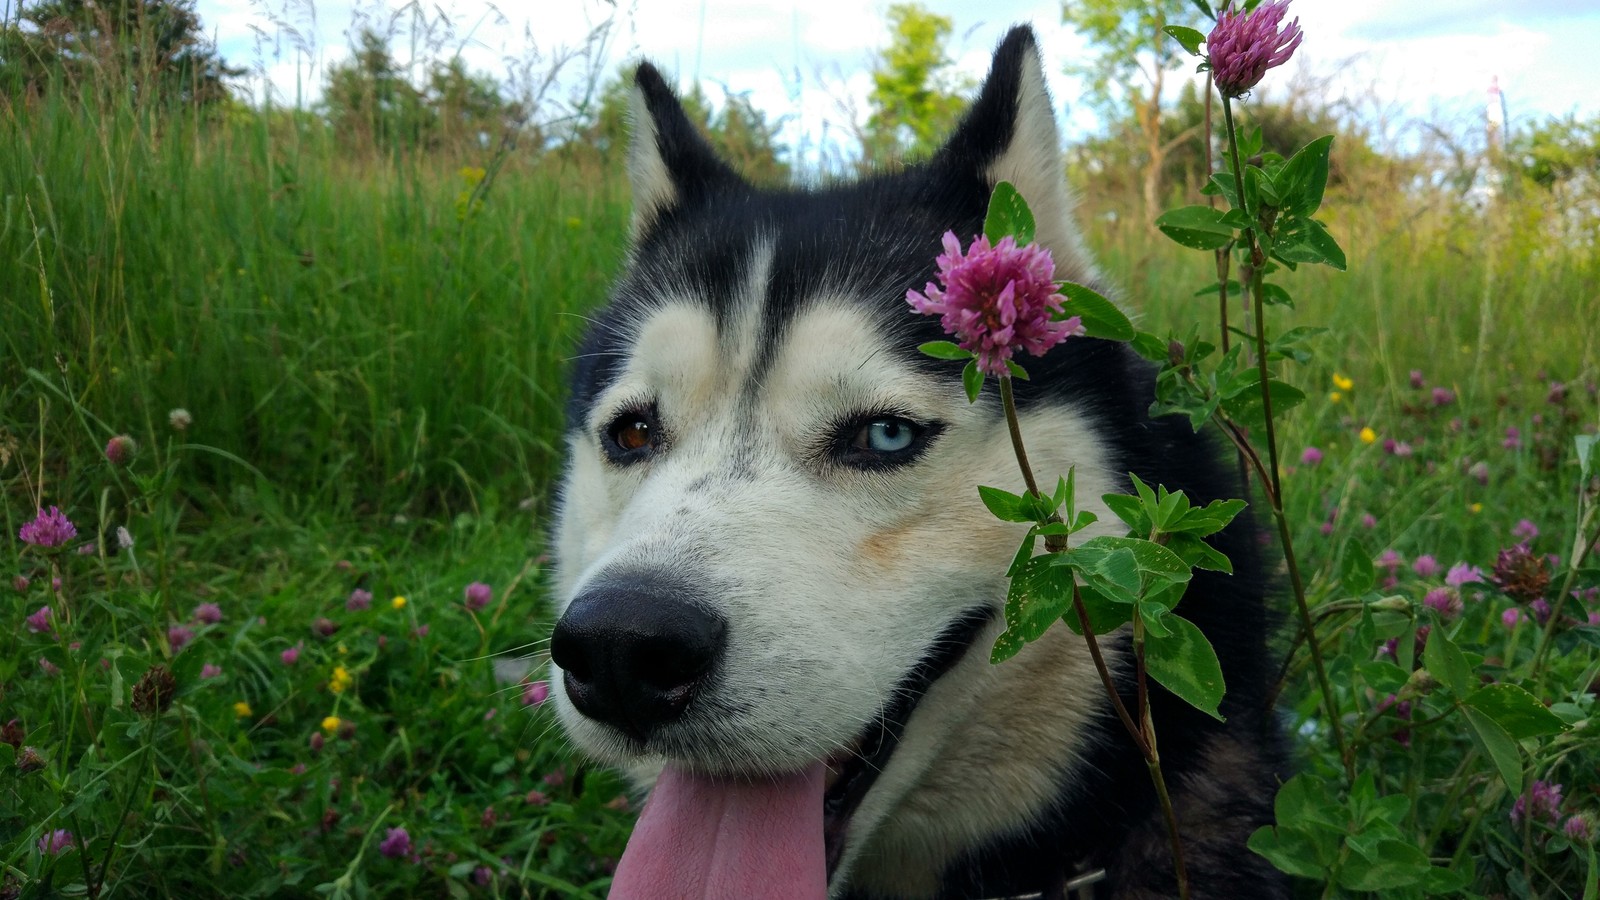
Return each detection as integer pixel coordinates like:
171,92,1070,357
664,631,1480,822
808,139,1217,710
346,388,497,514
854,418,918,453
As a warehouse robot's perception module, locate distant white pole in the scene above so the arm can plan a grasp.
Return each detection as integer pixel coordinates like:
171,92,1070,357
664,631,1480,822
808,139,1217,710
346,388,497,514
1486,75,1505,156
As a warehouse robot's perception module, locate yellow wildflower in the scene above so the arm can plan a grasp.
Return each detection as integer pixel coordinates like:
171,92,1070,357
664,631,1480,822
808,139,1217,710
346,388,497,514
392,596,407,610
329,665,352,694
322,716,342,733
1329,391,1343,404
1359,427,1377,444
336,642,348,656
1332,373,1353,391
233,701,252,718
1469,502,1483,514
459,165,487,186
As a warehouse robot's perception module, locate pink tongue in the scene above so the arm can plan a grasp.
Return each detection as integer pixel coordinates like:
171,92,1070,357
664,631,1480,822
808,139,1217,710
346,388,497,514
609,762,827,899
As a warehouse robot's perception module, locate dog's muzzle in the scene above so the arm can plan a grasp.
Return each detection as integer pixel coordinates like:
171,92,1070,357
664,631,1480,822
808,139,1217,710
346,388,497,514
550,577,726,743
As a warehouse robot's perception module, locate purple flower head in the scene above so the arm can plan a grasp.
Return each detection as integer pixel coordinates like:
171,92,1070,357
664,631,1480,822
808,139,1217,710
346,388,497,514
1468,461,1490,485
104,435,137,466
1502,607,1524,630
1360,513,1377,529
1389,440,1414,458
200,663,222,679
1510,780,1563,828
1531,598,1552,625
37,829,75,855
906,232,1082,378
168,625,195,653
379,826,412,860
13,574,29,593
1409,369,1425,389
521,680,550,707
346,589,372,611
1494,543,1550,603
281,644,301,666
26,605,53,635
1503,427,1522,450
1423,587,1462,620
39,657,61,677
1206,0,1303,98
1446,563,1485,588
19,507,77,548
1412,555,1440,578
1566,814,1594,846
464,581,493,611
1432,387,1455,406
1377,549,1403,571
313,617,339,638
1512,519,1539,541
1548,381,1567,404
193,602,222,625
1299,446,1323,466
525,788,549,806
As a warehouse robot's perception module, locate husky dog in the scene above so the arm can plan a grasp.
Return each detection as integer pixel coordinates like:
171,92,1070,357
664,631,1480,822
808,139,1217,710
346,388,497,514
548,25,1288,900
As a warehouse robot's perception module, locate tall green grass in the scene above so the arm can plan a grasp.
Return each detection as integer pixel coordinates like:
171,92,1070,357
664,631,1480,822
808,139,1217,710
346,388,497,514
3,87,629,521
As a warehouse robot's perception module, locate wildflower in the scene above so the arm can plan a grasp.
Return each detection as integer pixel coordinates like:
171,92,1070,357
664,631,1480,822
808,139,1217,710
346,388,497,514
481,806,498,829
1423,588,1461,620
19,507,77,548
413,624,429,638
522,680,551,707
1359,513,1376,529
104,435,137,465
1469,502,1483,515
606,794,631,812
464,581,493,611
338,720,356,740
906,232,1081,378
1412,555,1440,578
39,658,61,677
1446,563,1485,588
1206,0,1304,98
543,768,567,787
1332,373,1353,391
132,666,177,715
193,603,222,625
17,746,47,773
474,866,495,887
1377,549,1403,571
115,526,134,550
1328,391,1342,404
1531,598,1552,625
1502,607,1523,630
1358,427,1377,445
12,574,28,592
168,625,195,653
1299,446,1323,466
1493,543,1550,603
36,829,75,855
1503,427,1522,450
525,789,549,806
1510,781,1564,827
379,826,412,860
484,707,497,721
233,701,253,718
280,644,301,666
313,617,339,638
1468,461,1489,485
1431,387,1455,406
329,666,352,694
168,408,192,431
391,595,407,610
1409,369,1425,389
1389,441,1413,458
1,719,21,748
25,606,53,635
1512,519,1539,541
77,542,97,556
1566,814,1594,846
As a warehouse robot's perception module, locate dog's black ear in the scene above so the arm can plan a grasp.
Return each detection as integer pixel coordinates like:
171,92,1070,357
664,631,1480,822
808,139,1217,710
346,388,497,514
627,63,745,238
935,26,1097,283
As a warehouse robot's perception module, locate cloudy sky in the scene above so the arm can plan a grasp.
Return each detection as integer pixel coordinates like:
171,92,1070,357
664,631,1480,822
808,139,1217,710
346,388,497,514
199,0,1599,157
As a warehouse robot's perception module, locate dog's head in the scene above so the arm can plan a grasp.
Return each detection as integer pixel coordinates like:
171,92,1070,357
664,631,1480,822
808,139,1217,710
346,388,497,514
549,25,1122,897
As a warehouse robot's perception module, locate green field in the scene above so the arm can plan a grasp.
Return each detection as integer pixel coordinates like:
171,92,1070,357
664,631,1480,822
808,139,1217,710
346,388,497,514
4,78,1599,897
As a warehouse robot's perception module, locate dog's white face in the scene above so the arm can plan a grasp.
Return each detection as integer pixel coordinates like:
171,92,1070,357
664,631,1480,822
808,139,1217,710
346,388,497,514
548,28,1123,897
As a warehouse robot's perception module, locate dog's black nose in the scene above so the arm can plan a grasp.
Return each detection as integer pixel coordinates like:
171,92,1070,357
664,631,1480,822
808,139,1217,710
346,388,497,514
549,580,726,742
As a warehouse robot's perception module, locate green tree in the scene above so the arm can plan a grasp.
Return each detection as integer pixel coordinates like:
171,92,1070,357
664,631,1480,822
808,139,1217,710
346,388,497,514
0,0,239,106
1061,0,1208,218
1510,114,1600,191
862,3,967,166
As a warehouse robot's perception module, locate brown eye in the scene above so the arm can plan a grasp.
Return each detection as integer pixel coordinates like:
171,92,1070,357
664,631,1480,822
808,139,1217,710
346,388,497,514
614,417,651,451
603,407,661,463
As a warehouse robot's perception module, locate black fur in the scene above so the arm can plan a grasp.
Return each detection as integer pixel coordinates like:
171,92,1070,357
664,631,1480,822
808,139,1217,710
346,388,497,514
567,25,1288,899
